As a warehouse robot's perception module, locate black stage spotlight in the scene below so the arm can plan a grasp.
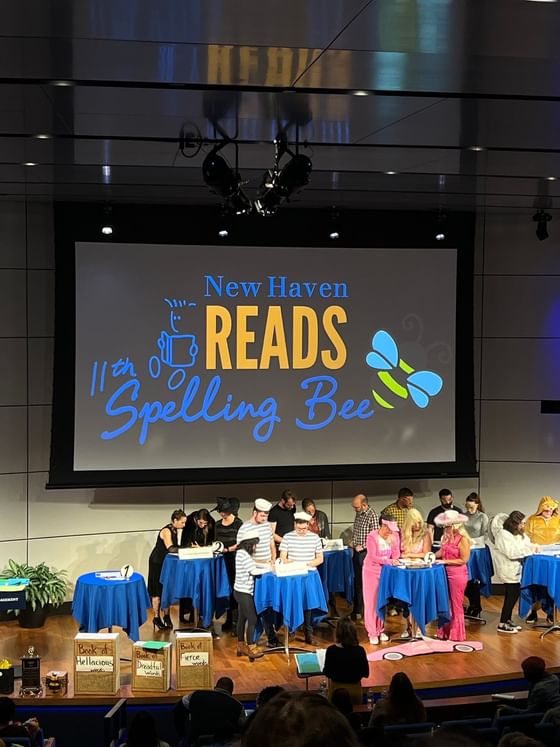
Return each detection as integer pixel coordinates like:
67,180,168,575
255,145,312,216
533,209,552,241
202,146,251,215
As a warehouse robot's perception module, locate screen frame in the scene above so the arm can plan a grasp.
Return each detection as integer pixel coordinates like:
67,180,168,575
49,203,477,488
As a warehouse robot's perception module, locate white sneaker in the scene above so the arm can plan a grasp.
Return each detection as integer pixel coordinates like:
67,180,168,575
369,636,379,645
379,632,389,642
497,623,518,634
399,630,410,639
507,620,523,631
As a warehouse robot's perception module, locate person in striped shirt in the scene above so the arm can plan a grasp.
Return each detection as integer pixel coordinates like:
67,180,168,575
234,530,272,660
236,498,280,648
279,511,324,644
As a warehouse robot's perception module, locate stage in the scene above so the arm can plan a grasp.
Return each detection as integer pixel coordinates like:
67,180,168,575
2,595,559,705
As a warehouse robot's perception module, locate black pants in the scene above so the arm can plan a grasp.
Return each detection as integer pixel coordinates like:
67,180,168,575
234,589,257,644
352,549,366,615
465,580,481,613
500,583,520,623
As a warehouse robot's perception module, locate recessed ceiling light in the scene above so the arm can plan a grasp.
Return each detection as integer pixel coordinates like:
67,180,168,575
51,80,74,87
469,146,485,152
546,176,557,181
353,90,369,96
22,162,37,166
33,134,51,140
384,171,398,175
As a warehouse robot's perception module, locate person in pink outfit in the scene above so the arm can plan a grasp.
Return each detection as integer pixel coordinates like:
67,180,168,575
434,509,471,641
363,518,401,645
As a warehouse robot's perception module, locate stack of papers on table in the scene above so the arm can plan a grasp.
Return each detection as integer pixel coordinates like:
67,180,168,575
178,547,213,560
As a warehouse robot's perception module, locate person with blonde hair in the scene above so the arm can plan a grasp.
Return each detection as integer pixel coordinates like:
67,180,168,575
524,496,559,624
400,509,432,558
435,510,471,641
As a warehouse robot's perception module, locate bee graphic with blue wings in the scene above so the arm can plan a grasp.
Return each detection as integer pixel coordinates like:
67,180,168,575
365,330,443,409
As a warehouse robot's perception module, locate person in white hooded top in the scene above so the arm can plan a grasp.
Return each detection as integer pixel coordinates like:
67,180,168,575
488,510,539,634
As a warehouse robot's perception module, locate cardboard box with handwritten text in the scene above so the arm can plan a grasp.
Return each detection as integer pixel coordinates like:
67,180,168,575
74,633,120,695
131,641,172,692
175,632,213,690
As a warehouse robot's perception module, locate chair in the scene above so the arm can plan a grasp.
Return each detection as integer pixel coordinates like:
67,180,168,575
476,727,499,746
384,722,434,736
440,718,492,730
495,711,544,735
533,722,557,747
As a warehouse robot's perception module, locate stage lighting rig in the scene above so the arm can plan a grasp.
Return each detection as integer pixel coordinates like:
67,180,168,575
202,143,251,215
254,133,312,216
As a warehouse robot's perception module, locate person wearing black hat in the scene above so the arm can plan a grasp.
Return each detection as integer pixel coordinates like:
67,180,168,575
213,497,243,634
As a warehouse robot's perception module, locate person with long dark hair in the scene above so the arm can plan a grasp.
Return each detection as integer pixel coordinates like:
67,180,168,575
147,509,187,630
463,493,489,618
302,498,331,539
368,671,426,727
323,617,369,702
489,511,539,634
183,508,215,547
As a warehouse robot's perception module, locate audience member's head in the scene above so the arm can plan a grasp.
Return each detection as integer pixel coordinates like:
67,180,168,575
241,691,361,747
126,710,161,747
256,685,284,708
0,697,16,727
335,616,359,647
387,671,416,702
331,688,353,716
498,732,544,747
215,676,234,695
521,656,547,682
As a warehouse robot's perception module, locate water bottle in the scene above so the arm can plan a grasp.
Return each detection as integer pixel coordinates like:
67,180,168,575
318,678,328,698
366,688,375,710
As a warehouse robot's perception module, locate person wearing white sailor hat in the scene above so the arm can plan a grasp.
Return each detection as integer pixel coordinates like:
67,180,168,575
279,509,324,645
236,499,279,648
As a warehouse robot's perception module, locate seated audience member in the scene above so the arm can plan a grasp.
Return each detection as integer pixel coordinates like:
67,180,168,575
302,498,331,539
488,511,539,634
330,688,363,735
174,676,246,745
497,733,545,747
541,701,560,726
495,656,560,717
241,691,361,747
524,496,559,624
368,672,426,728
255,685,284,709
323,617,369,702
0,697,38,744
122,710,170,747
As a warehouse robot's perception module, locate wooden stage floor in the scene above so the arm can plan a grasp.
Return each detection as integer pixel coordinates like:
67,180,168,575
2,596,559,703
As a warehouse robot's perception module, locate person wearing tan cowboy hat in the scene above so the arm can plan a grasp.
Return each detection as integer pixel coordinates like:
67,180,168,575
524,496,559,624
362,518,401,645
434,510,471,641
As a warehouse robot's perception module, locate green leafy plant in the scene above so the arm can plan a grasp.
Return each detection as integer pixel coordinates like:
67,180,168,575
1,559,68,611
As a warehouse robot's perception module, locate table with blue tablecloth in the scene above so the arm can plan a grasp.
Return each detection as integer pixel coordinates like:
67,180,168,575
72,571,150,641
377,564,450,635
519,554,560,618
160,554,230,629
254,569,328,633
318,548,354,605
467,546,494,597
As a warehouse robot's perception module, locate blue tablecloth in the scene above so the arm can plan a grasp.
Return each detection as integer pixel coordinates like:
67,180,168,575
377,564,450,635
254,570,328,633
318,548,354,604
160,554,230,628
519,554,560,617
467,546,494,597
72,572,150,641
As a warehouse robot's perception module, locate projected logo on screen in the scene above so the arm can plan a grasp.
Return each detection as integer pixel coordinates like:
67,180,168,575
366,330,443,409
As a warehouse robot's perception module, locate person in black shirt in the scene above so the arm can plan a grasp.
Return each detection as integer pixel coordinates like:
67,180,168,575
269,489,297,544
323,617,369,701
427,488,458,543
213,496,243,633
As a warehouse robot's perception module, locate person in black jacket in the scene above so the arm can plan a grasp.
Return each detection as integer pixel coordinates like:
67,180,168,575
496,656,560,718
174,676,246,746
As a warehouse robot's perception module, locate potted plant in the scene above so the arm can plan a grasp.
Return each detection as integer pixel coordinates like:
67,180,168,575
1,559,68,628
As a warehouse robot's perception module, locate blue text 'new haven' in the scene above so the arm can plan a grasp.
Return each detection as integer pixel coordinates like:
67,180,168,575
204,275,349,299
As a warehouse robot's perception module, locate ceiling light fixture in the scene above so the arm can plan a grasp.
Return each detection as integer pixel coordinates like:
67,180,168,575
328,208,341,241
101,206,114,237
33,134,51,140
254,133,312,216
22,162,37,167
546,176,557,181
51,80,74,87
353,90,370,96
533,209,552,240
435,210,447,241
468,146,485,152
384,170,398,175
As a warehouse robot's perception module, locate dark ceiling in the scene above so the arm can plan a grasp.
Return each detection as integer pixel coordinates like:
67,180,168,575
2,0,560,212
